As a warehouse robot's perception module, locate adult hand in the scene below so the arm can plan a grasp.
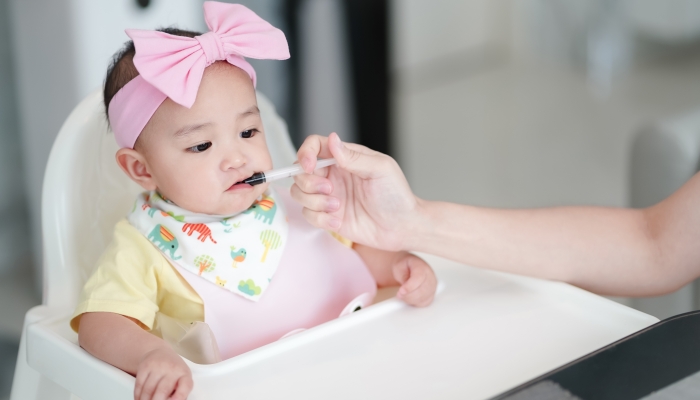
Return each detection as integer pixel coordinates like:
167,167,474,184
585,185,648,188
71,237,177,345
291,132,420,251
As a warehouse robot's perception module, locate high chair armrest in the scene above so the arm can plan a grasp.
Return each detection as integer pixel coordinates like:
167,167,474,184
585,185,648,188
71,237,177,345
25,306,134,400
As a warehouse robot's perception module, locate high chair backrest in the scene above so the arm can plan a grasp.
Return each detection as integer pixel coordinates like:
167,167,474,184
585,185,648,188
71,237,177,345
41,89,296,310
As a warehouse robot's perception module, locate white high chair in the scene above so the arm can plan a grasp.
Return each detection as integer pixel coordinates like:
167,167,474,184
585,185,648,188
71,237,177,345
12,89,659,400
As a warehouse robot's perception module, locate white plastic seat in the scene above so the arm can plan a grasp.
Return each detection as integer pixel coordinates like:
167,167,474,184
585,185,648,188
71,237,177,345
10,88,297,400
13,89,659,400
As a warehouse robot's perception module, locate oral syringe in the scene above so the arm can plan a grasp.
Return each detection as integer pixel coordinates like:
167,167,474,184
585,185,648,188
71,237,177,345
241,158,337,186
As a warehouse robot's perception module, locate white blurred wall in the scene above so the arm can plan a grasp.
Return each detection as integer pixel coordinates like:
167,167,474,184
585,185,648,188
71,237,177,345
391,0,700,319
8,0,205,291
391,0,700,209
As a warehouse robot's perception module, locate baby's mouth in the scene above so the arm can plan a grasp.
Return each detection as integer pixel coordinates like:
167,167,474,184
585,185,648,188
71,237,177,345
228,173,259,191
228,181,251,191
235,173,255,185
234,172,266,187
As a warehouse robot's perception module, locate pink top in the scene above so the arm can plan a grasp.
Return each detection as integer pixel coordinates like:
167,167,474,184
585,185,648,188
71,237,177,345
173,191,377,359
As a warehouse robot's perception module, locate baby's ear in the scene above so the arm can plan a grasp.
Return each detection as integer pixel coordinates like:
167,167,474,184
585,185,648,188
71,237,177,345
115,148,157,191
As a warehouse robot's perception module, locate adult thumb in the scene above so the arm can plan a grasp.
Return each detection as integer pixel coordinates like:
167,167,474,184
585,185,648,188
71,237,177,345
328,132,380,179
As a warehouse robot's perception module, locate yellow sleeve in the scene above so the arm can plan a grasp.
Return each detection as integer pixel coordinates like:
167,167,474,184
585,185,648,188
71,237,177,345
70,219,166,332
328,231,353,248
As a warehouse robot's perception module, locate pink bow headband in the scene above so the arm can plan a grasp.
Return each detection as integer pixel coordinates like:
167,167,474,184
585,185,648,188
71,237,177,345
108,2,290,148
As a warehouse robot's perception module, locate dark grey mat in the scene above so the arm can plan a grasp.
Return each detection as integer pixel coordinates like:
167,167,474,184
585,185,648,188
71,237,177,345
641,370,700,400
0,339,19,399
501,380,581,400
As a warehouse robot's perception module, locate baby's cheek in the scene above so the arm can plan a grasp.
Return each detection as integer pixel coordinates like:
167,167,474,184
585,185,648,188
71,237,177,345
256,143,274,171
168,168,217,205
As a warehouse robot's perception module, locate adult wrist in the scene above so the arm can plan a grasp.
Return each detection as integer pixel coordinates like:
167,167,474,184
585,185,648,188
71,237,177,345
400,196,435,253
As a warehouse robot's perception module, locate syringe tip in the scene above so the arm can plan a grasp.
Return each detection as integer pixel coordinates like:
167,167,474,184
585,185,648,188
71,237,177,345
242,172,266,186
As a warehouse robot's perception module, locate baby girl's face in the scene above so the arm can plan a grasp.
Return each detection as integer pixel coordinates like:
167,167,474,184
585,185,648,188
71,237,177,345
134,63,272,215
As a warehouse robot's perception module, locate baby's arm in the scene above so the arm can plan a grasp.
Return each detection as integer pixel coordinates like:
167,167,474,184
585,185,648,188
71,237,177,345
78,312,192,400
354,244,437,307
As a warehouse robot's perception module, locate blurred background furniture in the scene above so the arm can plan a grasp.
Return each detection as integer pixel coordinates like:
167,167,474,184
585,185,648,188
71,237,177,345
627,109,700,319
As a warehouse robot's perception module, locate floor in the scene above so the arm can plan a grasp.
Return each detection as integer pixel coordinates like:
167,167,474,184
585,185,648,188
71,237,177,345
0,340,18,400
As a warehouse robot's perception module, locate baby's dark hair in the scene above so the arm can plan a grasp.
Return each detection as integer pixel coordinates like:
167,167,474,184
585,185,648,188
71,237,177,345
103,27,202,117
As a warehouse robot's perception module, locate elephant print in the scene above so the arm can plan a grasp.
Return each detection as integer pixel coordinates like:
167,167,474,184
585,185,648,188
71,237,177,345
243,196,277,224
147,224,181,260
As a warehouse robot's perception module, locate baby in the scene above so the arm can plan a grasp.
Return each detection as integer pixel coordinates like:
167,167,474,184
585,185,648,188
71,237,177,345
71,3,437,400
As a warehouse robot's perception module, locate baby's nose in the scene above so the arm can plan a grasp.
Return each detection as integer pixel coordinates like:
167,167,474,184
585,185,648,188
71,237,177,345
221,150,247,170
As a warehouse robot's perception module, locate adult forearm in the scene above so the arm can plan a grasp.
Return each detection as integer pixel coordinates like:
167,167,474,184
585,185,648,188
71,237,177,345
78,312,170,375
406,199,670,296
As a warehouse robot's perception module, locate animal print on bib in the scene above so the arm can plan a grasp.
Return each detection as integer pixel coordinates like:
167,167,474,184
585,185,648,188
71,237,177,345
128,189,289,301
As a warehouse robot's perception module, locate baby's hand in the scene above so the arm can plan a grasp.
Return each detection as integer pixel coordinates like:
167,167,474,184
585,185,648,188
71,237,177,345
134,347,192,400
393,254,437,307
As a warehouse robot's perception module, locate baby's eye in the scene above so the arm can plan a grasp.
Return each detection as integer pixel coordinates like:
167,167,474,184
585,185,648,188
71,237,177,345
240,129,259,139
188,142,212,153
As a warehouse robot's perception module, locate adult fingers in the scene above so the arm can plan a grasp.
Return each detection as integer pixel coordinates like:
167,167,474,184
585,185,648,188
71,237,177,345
327,133,388,179
290,184,340,213
301,207,341,231
297,135,333,173
169,376,194,400
312,165,330,177
292,173,333,195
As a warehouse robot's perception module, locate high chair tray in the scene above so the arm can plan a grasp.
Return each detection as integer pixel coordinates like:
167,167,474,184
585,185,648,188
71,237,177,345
24,254,658,400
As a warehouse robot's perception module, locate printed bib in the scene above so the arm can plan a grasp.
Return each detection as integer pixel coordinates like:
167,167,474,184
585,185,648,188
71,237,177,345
128,189,289,301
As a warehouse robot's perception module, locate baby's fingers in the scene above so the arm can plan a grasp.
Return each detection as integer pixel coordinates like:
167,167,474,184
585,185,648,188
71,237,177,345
169,375,194,400
137,372,163,400
395,263,427,298
151,375,178,400
134,370,149,400
400,283,435,307
394,256,437,307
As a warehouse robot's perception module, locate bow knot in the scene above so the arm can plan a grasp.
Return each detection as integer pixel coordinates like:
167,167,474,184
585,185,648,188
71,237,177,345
126,1,289,108
196,31,226,66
